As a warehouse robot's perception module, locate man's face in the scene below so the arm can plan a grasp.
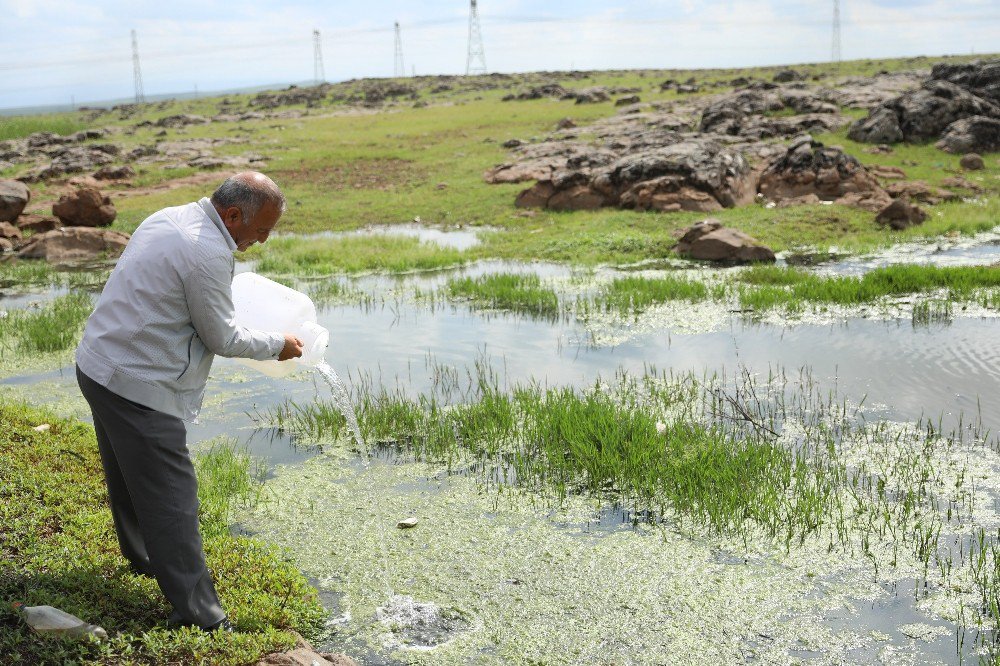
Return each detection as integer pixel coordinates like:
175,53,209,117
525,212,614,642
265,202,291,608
222,201,281,252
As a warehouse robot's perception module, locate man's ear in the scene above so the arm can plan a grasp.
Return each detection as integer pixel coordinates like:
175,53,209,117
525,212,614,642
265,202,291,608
224,206,242,226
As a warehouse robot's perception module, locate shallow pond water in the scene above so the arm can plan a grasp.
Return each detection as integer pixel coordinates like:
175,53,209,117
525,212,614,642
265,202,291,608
5,235,1000,663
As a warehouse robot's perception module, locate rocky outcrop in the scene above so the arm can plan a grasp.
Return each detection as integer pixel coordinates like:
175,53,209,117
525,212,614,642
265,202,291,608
757,136,891,211
936,116,1000,154
17,227,129,262
515,137,757,213
0,180,30,222
674,219,775,263
848,60,1000,147
875,198,928,230
699,87,844,139
52,187,117,227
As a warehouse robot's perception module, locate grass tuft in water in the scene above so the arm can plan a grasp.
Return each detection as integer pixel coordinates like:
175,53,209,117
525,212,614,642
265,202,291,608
447,273,561,319
0,292,92,355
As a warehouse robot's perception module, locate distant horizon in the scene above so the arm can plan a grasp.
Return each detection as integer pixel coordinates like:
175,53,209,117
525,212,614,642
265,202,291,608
3,0,998,111
3,50,998,117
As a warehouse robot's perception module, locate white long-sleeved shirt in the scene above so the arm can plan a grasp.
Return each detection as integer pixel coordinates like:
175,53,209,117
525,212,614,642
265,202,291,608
76,197,284,421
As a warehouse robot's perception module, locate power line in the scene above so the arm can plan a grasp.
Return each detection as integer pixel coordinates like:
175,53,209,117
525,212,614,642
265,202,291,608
466,0,487,75
131,29,145,104
393,21,405,77
313,29,326,84
832,0,842,62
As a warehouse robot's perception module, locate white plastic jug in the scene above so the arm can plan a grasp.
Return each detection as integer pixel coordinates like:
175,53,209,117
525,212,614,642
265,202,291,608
14,603,108,641
231,272,330,378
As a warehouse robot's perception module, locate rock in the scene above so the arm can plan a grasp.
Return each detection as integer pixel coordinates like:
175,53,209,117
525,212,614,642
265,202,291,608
572,87,610,104
548,184,608,211
876,198,928,230
16,214,60,234
930,59,1000,104
937,116,1000,154
501,139,523,149
512,137,756,213
675,219,775,263
757,137,891,211
699,88,844,138
52,187,117,227
849,61,1000,145
941,175,982,191
615,95,641,106
397,517,419,529
255,634,356,666
959,153,985,170
556,117,576,130
155,114,210,128
773,69,804,83
93,165,136,180
847,106,904,144
0,222,23,242
126,145,159,161
505,84,567,101
870,165,907,179
0,180,31,222
32,424,51,432
884,180,958,205
17,227,130,262
515,181,556,208
0,237,12,252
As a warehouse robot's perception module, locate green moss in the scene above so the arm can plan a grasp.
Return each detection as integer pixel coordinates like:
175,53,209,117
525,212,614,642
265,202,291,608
0,401,325,665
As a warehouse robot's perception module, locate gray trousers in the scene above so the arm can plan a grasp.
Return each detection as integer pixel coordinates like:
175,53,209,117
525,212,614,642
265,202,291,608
76,366,225,629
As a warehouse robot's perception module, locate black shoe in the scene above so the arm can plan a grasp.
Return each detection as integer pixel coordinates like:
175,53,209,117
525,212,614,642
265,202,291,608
203,617,236,633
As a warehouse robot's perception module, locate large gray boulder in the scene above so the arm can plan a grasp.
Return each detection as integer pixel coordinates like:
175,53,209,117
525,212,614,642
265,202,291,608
0,180,30,222
848,60,1000,145
936,116,1000,154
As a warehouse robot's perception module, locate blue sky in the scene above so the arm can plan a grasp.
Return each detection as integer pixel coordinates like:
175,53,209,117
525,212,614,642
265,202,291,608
1,0,997,110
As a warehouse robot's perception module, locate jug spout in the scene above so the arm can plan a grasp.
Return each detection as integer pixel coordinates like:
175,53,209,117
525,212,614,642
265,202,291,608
296,321,330,366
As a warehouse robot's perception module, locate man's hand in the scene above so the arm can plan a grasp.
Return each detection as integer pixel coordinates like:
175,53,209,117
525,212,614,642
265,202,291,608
278,333,304,361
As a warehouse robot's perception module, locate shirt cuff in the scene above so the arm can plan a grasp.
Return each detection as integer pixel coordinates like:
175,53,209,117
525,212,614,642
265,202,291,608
269,332,286,360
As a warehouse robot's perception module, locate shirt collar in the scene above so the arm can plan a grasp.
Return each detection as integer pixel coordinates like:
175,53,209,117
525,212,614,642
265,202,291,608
198,197,237,252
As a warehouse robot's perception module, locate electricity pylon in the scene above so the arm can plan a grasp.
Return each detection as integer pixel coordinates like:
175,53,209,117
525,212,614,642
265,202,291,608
313,29,326,83
131,29,145,104
832,0,842,62
466,0,487,75
393,22,405,77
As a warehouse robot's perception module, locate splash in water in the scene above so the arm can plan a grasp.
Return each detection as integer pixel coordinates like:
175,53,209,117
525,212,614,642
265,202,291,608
314,360,364,449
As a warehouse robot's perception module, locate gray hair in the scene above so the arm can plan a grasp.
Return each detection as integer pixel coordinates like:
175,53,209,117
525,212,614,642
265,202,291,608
210,173,286,225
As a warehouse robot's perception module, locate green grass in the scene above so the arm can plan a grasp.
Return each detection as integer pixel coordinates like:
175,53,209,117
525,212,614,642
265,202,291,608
735,264,1000,312
251,235,467,276
447,273,561,319
0,401,325,665
593,275,712,315
0,114,88,141
0,292,92,355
